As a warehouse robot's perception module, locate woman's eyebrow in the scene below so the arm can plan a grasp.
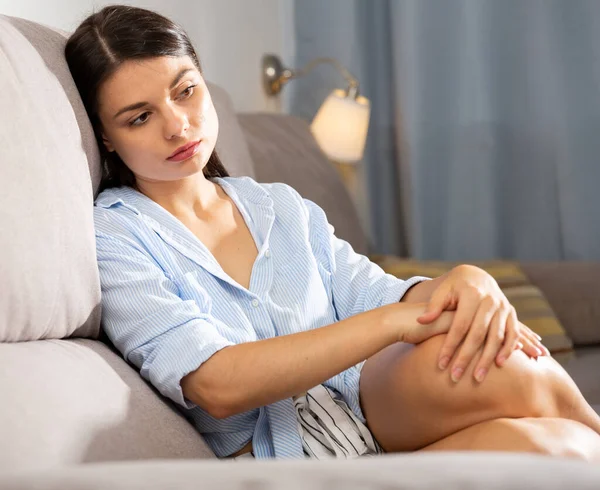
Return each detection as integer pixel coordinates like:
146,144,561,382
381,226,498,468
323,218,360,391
112,68,194,119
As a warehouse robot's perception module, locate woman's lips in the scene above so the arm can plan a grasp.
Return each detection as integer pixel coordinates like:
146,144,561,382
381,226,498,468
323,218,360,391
166,140,201,162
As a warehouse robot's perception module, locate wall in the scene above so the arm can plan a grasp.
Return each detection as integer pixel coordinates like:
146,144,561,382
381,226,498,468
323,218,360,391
0,0,295,112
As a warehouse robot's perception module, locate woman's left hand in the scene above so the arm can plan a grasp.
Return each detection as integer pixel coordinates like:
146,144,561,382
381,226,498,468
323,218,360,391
416,264,550,383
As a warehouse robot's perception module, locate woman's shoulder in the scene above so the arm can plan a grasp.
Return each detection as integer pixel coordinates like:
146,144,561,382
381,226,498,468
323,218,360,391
93,186,148,243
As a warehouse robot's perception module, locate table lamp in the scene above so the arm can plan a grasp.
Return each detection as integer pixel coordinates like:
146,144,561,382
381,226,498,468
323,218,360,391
262,54,370,164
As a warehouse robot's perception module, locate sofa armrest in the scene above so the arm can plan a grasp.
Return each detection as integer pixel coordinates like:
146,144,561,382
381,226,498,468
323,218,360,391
520,262,600,346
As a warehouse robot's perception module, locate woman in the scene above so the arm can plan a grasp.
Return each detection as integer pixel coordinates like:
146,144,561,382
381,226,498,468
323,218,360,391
66,5,600,461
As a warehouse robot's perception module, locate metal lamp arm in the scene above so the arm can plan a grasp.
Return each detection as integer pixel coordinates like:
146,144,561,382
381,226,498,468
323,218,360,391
263,54,360,98
285,57,359,95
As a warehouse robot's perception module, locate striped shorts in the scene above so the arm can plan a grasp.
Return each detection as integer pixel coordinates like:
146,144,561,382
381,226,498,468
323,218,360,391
233,384,384,460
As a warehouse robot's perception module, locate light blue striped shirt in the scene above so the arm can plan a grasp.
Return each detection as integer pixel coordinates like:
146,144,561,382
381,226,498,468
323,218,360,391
94,176,427,460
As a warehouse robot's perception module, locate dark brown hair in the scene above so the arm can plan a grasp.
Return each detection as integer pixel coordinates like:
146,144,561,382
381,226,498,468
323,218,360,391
65,4,229,193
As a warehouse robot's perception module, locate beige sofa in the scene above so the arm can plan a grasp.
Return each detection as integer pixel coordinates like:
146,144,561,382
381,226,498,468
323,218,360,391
1,14,599,489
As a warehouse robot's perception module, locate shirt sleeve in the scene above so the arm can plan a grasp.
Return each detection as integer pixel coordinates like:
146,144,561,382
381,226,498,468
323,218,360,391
302,198,431,322
95,232,235,410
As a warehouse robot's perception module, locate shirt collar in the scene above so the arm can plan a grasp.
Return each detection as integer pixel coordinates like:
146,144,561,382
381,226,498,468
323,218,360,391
94,177,272,213
94,177,275,294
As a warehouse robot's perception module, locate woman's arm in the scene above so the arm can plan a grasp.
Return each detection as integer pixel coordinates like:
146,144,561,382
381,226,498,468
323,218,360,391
96,223,454,421
182,302,454,419
401,276,445,303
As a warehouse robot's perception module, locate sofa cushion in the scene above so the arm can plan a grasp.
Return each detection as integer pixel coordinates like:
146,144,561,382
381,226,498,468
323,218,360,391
0,16,101,341
371,256,574,357
2,452,600,490
0,339,214,473
238,113,369,254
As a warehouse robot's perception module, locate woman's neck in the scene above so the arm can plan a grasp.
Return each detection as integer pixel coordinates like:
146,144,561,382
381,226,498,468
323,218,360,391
136,173,223,220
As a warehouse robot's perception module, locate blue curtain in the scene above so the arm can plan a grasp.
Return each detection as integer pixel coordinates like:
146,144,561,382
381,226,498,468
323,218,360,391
291,0,600,260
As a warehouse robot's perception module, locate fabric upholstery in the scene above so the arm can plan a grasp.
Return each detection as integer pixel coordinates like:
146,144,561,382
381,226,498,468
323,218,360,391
0,339,214,473
563,347,600,409
2,15,101,192
371,256,574,356
2,452,600,489
521,262,600,346
238,113,369,255
0,15,101,342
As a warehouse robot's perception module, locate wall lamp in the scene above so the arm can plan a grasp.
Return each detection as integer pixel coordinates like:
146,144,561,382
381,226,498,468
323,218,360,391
262,54,370,164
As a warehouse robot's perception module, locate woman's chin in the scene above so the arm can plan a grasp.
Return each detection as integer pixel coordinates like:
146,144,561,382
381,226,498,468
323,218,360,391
165,154,206,174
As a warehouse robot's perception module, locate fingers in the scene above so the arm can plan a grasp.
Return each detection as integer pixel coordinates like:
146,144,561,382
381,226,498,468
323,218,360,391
522,324,550,356
517,324,549,358
495,306,520,367
472,307,509,383
519,336,543,358
417,288,451,324
417,307,444,324
447,297,498,382
411,310,455,344
437,289,482,371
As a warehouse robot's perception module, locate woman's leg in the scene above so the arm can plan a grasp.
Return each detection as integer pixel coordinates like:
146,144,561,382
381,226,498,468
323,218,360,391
359,334,600,452
418,417,600,463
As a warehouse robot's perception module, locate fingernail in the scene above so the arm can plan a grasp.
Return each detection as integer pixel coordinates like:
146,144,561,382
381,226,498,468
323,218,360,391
497,355,506,366
451,367,464,383
475,368,487,382
438,357,450,370
535,347,543,357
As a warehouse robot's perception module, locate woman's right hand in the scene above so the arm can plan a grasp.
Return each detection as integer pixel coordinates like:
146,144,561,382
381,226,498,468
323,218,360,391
381,302,455,345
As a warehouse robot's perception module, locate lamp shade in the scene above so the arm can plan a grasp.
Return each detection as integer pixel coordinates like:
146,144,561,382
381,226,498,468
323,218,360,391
310,89,370,163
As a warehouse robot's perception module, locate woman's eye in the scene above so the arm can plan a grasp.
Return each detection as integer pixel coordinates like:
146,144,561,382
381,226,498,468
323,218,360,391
179,84,197,99
126,85,196,127
130,112,150,127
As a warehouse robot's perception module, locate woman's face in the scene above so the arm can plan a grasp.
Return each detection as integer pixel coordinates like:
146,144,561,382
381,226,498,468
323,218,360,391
97,55,219,185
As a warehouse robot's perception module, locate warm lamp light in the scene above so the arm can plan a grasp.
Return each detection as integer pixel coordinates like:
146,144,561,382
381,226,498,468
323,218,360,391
262,54,370,164
310,89,370,163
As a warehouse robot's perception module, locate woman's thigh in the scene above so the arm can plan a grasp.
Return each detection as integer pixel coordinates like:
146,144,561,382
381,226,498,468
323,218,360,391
358,334,561,452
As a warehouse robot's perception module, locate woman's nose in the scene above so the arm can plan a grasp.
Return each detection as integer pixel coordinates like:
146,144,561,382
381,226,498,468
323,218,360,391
164,106,189,139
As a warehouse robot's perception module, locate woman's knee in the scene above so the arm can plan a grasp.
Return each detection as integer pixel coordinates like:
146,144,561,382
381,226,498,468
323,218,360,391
389,334,560,419
359,333,567,452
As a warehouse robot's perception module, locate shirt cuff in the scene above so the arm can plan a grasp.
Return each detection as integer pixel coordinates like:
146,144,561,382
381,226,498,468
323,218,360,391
381,275,431,306
138,319,236,410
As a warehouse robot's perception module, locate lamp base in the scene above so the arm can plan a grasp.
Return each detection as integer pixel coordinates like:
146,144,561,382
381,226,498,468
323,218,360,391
262,54,286,95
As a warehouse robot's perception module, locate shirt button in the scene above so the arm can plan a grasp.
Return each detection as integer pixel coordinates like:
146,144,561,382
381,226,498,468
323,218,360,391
251,299,259,308
265,249,271,258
